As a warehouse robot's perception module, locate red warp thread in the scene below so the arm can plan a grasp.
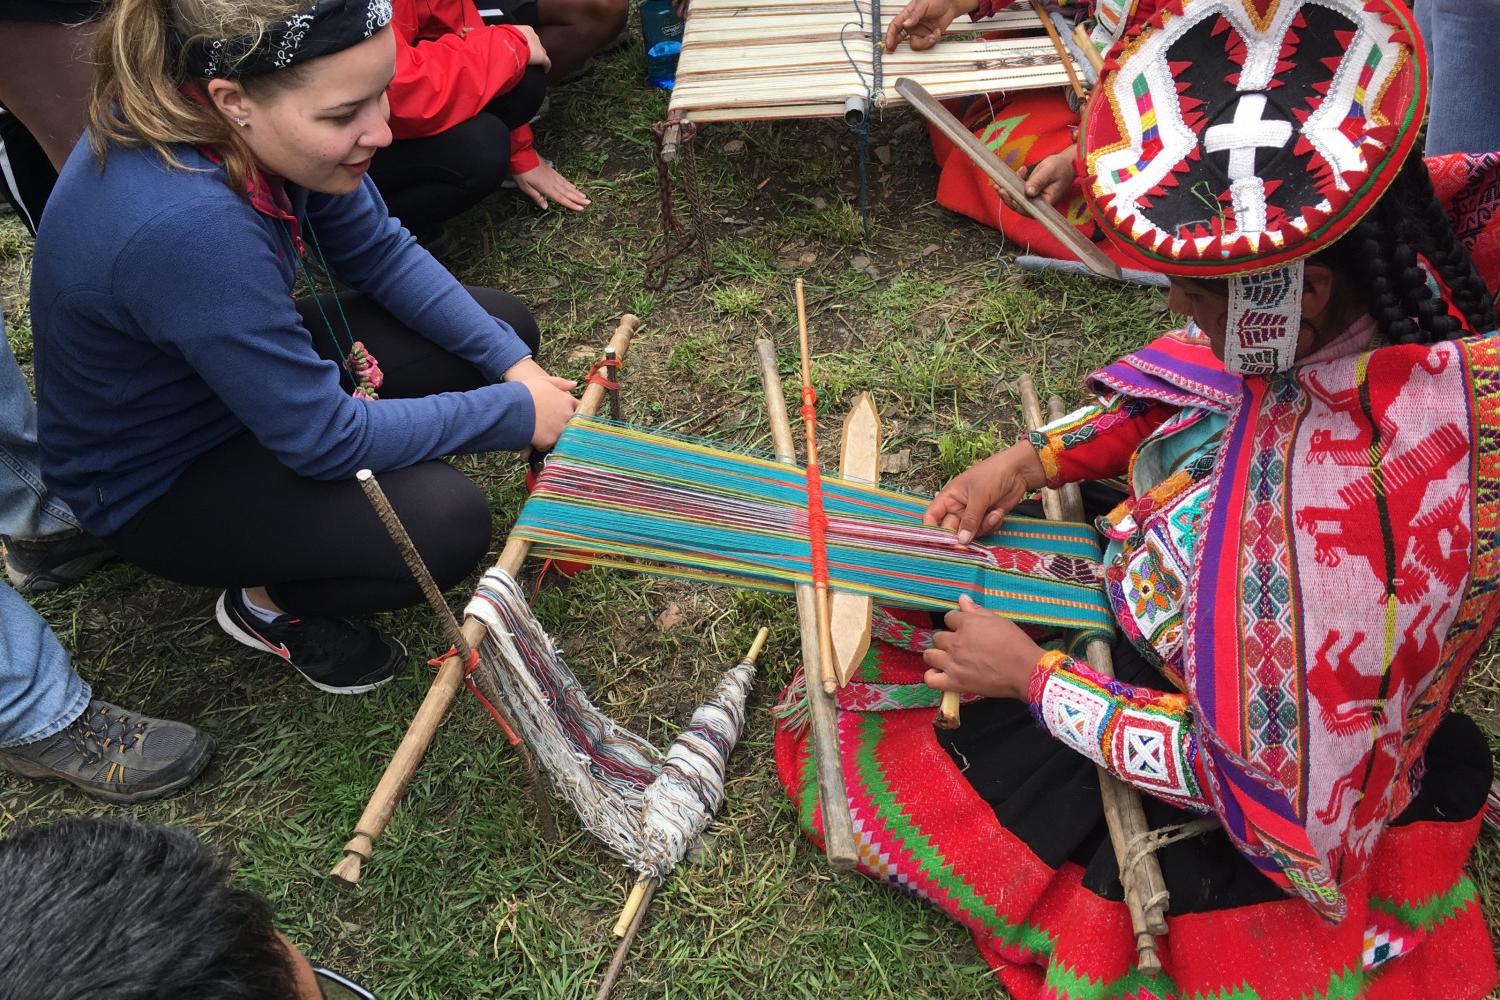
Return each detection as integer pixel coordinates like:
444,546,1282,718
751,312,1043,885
427,647,522,745
585,356,621,391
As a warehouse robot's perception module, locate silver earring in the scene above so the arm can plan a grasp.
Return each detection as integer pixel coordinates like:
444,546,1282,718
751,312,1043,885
234,117,249,128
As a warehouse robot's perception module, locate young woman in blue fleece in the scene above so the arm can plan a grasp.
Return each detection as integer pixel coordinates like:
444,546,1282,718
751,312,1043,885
28,0,580,694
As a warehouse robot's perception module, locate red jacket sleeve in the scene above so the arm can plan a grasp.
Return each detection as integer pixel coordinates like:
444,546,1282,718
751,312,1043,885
509,123,540,176
388,22,532,140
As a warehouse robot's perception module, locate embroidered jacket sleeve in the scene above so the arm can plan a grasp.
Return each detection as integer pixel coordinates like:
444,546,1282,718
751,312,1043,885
387,19,531,140
1028,650,1213,812
305,176,533,382
1025,395,1177,487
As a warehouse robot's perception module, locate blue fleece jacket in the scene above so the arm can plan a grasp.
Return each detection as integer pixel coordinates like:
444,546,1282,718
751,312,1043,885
30,139,537,536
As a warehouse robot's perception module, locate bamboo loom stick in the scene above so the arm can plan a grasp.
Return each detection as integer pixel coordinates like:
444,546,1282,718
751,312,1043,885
330,314,640,886
1019,375,1168,973
1072,23,1105,75
794,279,840,697
756,337,859,870
595,624,771,1000
1028,0,1085,100
894,77,1122,282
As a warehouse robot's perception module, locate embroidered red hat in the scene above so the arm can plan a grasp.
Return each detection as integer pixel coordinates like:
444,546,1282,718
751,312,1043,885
1079,0,1428,374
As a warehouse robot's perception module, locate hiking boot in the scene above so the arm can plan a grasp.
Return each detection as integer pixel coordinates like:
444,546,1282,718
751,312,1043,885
2,530,116,594
214,590,405,695
0,700,215,804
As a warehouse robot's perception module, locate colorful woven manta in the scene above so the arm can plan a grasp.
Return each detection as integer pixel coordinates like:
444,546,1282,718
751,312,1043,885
512,416,1115,636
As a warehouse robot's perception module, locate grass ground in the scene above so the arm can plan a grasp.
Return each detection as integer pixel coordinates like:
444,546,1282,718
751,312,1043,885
1,36,1497,1000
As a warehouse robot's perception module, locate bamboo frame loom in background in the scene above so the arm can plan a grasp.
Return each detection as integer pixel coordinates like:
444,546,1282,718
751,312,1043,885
668,0,1073,126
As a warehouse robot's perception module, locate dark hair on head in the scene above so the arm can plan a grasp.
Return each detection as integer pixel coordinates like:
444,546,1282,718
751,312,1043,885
0,817,300,1000
1314,152,1500,345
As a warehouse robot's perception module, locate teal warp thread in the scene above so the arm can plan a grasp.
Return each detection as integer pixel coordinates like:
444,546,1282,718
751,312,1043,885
515,416,1115,636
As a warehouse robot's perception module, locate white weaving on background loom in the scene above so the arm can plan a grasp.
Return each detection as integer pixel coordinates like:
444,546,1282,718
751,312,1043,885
668,0,1074,123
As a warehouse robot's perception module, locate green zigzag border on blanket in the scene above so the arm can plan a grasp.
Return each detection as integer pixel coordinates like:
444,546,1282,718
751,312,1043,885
849,711,1059,957
1367,874,1480,932
1039,962,1375,1000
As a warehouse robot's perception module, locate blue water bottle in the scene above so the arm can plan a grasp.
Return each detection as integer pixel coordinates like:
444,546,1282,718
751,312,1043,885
639,0,684,89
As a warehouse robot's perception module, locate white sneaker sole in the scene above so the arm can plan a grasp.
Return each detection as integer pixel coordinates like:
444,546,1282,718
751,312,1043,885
214,593,403,696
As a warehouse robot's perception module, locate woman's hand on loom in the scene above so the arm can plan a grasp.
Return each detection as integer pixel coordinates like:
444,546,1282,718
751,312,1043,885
924,441,1046,545
884,0,979,52
999,150,1077,216
513,161,592,212
515,25,552,69
923,595,1043,701
523,376,580,452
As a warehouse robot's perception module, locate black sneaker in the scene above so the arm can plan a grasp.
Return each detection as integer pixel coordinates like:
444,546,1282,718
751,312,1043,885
214,590,405,695
2,530,116,594
0,699,215,804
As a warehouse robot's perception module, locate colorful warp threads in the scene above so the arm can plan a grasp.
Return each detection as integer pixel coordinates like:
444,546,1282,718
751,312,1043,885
512,417,1114,636
466,570,755,879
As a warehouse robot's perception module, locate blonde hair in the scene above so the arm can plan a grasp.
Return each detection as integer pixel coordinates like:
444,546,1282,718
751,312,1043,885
88,0,308,195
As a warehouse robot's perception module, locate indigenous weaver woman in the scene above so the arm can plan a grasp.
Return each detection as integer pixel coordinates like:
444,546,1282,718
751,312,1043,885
29,0,580,693
780,2,1499,996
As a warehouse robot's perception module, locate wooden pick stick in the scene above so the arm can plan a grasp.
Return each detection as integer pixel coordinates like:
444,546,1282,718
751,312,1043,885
331,314,640,885
595,877,658,1000
1071,23,1105,75
794,279,839,697
1019,376,1168,973
1028,0,1086,100
757,337,859,870
893,77,1123,282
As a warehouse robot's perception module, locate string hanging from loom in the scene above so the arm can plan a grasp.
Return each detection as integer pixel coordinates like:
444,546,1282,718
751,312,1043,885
512,416,1115,638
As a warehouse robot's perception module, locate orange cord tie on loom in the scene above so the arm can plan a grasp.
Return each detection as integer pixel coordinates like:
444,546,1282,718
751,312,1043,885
585,356,621,392
427,647,522,745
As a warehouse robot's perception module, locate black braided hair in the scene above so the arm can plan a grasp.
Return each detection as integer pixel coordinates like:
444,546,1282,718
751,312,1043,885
1315,154,1498,345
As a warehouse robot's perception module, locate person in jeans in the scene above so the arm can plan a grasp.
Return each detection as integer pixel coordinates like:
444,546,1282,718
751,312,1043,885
0,0,116,591
1414,0,1500,155
0,299,213,801
0,817,377,999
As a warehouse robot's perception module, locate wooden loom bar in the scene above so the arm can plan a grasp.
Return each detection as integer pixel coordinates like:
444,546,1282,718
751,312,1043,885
1028,0,1085,100
330,314,640,886
756,337,859,869
794,279,839,697
895,77,1123,282
1019,375,1169,973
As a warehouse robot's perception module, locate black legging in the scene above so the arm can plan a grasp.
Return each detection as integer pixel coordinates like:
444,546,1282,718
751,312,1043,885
369,64,548,236
107,287,540,618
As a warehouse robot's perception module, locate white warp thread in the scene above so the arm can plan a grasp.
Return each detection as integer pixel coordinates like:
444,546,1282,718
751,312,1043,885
465,569,756,879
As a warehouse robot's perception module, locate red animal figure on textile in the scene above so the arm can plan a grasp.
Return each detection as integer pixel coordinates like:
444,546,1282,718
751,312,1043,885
1310,606,1441,841
1302,354,1450,467
1293,423,1469,599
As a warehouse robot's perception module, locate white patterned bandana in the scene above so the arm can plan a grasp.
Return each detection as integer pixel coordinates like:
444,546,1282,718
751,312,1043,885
178,0,394,79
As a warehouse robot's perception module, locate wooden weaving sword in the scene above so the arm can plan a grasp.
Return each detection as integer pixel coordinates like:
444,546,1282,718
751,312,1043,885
893,77,1123,282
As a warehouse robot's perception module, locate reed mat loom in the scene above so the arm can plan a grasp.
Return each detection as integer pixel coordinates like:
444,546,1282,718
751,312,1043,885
667,0,1073,125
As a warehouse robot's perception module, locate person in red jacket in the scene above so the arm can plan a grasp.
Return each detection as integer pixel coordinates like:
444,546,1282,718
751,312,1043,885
369,0,590,243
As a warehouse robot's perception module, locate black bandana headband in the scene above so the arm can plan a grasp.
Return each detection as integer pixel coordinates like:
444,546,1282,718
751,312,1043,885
177,0,393,79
